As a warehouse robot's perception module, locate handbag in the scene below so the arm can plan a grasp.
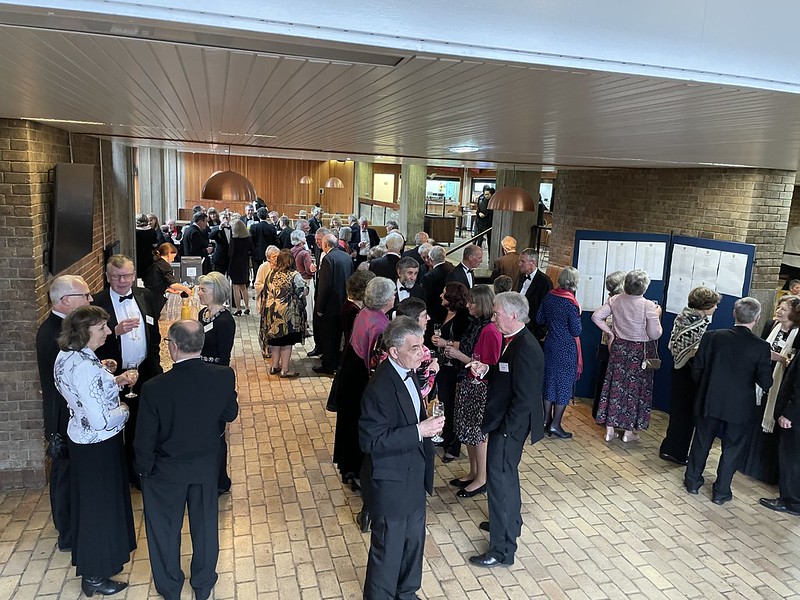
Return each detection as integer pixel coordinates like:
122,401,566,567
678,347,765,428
46,432,68,459
641,340,661,370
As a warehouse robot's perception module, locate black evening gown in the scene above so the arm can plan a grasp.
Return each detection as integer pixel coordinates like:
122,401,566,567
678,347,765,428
331,345,370,479
659,361,697,463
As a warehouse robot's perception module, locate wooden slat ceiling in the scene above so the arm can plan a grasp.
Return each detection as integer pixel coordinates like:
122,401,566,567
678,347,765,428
1,23,800,170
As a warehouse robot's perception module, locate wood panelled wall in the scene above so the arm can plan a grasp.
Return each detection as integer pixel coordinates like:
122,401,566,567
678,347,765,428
182,154,355,216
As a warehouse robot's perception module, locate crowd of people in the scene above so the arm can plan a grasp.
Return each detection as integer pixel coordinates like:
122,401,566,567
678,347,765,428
35,201,800,600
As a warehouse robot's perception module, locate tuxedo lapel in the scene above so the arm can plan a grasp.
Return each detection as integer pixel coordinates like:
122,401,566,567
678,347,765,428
389,367,418,426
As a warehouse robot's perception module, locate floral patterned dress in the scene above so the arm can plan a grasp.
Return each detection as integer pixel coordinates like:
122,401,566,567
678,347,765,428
263,269,307,346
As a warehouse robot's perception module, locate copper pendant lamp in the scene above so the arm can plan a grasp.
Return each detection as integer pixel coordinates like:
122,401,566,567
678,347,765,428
200,147,257,204
324,176,344,189
299,175,314,184
488,186,536,212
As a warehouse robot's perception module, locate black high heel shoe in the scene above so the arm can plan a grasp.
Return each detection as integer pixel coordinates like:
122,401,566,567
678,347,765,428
81,577,127,597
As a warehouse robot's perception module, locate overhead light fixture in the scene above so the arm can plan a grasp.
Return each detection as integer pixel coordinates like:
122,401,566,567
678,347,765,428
449,145,480,154
488,187,537,213
324,177,344,189
200,145,257,204
22,117,106,126
299,175,313,184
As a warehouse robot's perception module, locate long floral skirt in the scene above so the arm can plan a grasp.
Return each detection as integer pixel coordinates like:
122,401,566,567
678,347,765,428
595,338,654,431
454,378,488,446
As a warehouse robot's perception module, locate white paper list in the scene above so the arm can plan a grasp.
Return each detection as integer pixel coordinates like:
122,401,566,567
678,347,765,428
692,248,721,286
666,275,694,314
605,241,637,276
716,251,748,297
577,274,606,312
670,244,697,279
634,241,667,280
577,240,608,278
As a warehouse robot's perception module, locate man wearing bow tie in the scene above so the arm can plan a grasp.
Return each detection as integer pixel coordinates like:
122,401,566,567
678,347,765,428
93,254,163,486
516,248,552,344
359,317,445,599
394,257,424,307
447,243,483,289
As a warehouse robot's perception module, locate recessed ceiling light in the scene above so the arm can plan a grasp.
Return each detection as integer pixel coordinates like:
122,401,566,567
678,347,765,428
449,145,479,153
22,117,106,126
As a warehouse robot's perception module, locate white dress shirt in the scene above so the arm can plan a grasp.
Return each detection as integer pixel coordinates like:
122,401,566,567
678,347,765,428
110,288,147,368
520,268,537,297
388,357,424,440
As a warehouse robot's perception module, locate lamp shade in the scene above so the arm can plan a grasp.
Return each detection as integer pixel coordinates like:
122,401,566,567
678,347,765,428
299,175,314,184
487,187,536,212
201,170,257,204
324,176,344,189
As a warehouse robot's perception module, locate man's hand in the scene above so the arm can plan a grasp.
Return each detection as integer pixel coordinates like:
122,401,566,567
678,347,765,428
115,317,140,336
419,416,445,438
778,415,792,429
467,361,488,379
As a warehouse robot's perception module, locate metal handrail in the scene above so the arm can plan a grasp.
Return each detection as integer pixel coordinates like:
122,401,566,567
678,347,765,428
446,227,492,255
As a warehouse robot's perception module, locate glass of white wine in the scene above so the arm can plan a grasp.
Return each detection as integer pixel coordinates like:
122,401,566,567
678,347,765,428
124,363,139,398
430,400,444,443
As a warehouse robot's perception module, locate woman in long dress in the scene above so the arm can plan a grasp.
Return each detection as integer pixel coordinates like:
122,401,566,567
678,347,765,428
228,219,255,315
142,242,191,318
54,306,138,597
263,249,307,378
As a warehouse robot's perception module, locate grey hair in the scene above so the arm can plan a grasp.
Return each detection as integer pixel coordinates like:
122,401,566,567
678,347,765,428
322,234,338,250
605,271,626,296
197,271,231,305
462,244,482,262
734,297,761,325
49,275,88,304
295,218,308,230
419,242,433,258
519,248,538,263
413,232,429,246
385,232,405,253
279,215,290,227
428,245,446,264
316,227,331,238
312,207,322,216
624,270,650,296
265,245,280,260
494,291,530,324
339,226,352,242
396,257,419,273
363,277,396,310
167,320,205,354
290,230,306,245
558,266,579,293
231,219,250,238
382,316,424,353
386,220,399,230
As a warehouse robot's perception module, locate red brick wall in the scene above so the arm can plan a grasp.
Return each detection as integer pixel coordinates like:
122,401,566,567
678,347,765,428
549,168,796,290
0,119,118,489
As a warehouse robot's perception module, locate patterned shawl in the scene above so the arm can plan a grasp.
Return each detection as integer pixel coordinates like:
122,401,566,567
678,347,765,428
667,307,710,369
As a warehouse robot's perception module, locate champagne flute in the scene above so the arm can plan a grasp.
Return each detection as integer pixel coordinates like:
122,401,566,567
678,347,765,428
125,303,141,341
430,400,444,443
433,324,443,360
124,362,139,398
470,353,482,384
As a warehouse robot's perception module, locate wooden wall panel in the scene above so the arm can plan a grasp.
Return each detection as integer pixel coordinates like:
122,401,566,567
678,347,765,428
182,154,355,217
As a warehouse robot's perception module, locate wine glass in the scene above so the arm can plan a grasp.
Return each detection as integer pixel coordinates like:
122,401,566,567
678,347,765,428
125,304,141,341
470,353,482,384
430,400,444,443
433,324,443,359
124,362,139,398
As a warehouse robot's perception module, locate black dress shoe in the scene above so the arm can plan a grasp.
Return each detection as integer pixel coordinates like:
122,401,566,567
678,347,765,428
449,478,472,488
441,453,457,463
711,493,733,506
356,510,371,533
479,521,490,532
684,479,702,495
759,497,788,512
548,427,573,439
660,452,688,466
469,552,512,568
312,366,335,376
456,484,486,498
544,424,552,437
81,577,128,597
307,348,321,357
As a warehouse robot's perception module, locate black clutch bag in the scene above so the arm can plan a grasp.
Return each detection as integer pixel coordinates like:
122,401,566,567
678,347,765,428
46,432,68,459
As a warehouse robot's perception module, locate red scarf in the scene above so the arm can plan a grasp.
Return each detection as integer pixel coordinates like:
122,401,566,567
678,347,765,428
548,288,583,379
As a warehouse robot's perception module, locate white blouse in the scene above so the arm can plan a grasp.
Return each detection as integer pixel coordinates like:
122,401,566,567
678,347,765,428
54,347,129,444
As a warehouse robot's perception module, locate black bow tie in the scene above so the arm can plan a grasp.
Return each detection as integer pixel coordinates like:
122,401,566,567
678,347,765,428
118,293,133,302
404,370,415,381
525,274,531,280
465,267,474,274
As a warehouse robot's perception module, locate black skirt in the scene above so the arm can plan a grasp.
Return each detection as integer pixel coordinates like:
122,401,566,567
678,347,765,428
69,433,136,578
331,345,370,477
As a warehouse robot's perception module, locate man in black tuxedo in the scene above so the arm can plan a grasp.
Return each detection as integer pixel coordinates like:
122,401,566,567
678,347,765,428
136,320,238,600
474,186,494,249
394,257,425,307
313,234,353,375
468,292,544,568
369,232,405,281
308,207,323,234
446,243,483,290
182,211,211,274
209,212,232,275
249,207,277,279
93,254,163,486
685,297,773,505
492,236,520,284
423,246,453,328
402,232,430,278
516,249,552,343
359,317,445,598
354,217,380,264
276,215,293,249
36,275,93,552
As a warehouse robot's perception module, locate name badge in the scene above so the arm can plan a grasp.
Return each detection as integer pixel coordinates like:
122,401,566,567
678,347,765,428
204,322,213,333
499,362,509,372
145,315,154,325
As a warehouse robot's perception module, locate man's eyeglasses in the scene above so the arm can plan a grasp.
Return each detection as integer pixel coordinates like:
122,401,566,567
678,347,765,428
61,293,92,301
109,273,135,281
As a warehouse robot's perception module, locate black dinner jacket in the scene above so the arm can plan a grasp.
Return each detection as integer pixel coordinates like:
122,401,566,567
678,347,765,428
359,360,434,517
446,262,473,289
692,325,773,425
308,215,322,234
517,269,553,340
277,227,293,250
92,286,163,383
182,223,209,258
423,262,454,326
392,282,425,315
369,253,401,282
316,247,353,317
492,251,520,283
775,356,800,422
352,226,380,251
249,220,277,260
209,225,232,266
36,312,69,438
134,359,238,483
481,326,545,444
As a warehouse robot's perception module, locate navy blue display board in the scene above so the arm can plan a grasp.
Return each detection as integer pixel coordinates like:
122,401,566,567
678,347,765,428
572,231,671,407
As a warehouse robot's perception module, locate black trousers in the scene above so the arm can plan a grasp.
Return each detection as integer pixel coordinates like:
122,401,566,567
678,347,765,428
141,479,219,600
685,416,749,497
49,456,72,550
318,314,342,371
592,345,610,419
364,507,425,600
122,393,140,487
779,424,800,509
436,367,461,457
486,432,525,562
660,365,697,462
218,431,231,494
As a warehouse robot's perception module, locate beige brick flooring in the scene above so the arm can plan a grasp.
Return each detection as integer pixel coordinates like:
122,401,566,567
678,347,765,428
2,315,800,599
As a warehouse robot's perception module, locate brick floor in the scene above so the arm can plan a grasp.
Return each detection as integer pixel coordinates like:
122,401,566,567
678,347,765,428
2,314,800,599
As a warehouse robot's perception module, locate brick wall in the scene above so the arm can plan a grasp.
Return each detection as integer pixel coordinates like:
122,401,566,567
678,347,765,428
549,168,796,290
0,119,118,489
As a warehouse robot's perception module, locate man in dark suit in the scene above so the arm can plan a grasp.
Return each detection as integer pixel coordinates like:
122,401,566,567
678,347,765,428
516,248,552,342
313,234,353,375
182,211,211,274
276,215,293,249
359,317,445,598
423,246,454,328
394,257,425,307
249,207,277,278
468,292,544,568
369,232,405,281
308,207,323,234
209,212,232,275
136,320,238,600
36,275,93,552
354,217,380,264
685,297,773,505
474,186,494,249
446,243,483,290
492,236,520,283
93,254,163,486
402,232,430,278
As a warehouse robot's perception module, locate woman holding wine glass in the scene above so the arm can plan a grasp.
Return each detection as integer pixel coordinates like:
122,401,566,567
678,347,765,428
54,306,138,597
442,285,502,498
430,282,470,463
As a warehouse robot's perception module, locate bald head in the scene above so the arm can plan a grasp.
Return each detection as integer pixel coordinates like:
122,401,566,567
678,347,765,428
322,233,338,251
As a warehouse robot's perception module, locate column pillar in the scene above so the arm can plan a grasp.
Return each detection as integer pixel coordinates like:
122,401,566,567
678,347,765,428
400,164,426,240
354,161,374,215
491,169,541,262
